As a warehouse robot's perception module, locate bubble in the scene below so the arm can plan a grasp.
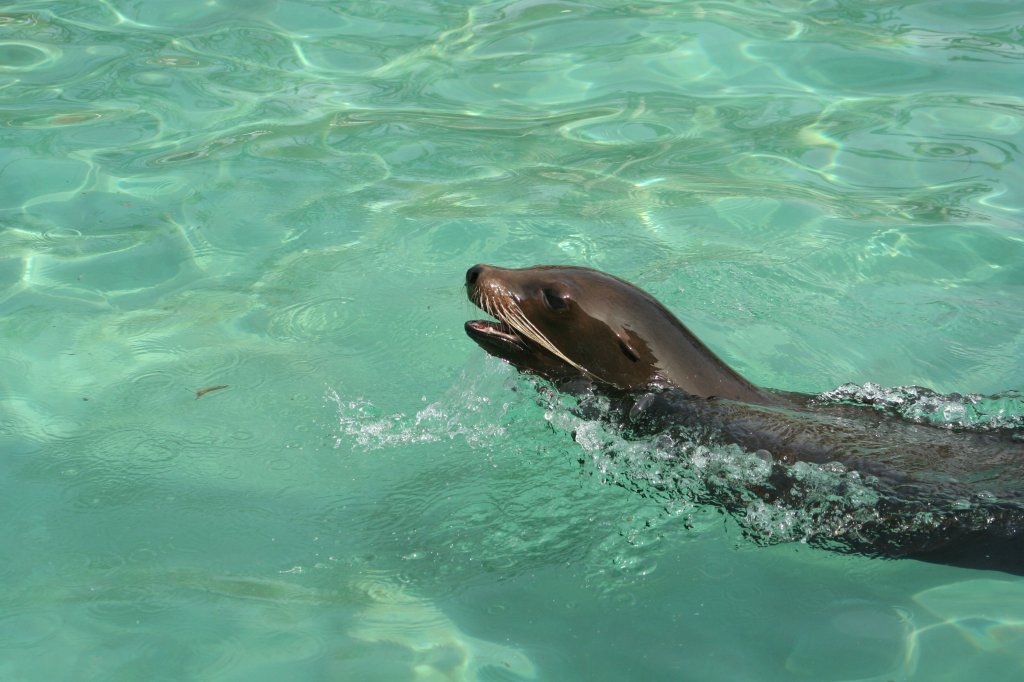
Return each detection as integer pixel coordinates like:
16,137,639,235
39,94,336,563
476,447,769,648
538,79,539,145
816,382,1024,431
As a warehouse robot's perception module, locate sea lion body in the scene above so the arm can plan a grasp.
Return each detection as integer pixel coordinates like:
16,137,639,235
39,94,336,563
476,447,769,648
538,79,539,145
463,263,1024,573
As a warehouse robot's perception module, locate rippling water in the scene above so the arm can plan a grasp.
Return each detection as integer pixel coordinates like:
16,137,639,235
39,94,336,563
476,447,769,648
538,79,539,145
2,1,1023,680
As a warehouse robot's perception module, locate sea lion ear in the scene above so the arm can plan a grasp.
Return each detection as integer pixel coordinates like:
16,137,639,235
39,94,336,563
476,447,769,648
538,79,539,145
617,333,640,362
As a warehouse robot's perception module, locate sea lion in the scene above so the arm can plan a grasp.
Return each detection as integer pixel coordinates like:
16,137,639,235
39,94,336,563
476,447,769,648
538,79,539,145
464,263,1024,573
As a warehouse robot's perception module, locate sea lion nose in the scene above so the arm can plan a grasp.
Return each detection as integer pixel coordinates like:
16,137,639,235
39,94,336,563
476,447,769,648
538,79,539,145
466,264,485,285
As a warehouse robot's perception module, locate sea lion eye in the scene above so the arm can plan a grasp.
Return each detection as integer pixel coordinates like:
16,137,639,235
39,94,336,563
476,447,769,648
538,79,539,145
542,288,569,311
619,339,640,362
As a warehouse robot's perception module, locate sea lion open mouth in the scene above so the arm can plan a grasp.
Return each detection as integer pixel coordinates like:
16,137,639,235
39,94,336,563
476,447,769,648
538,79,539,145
464,274,530,353
464,319,528,352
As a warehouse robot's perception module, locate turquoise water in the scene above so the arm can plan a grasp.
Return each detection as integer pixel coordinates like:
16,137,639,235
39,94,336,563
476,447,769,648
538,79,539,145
2,0,1024,679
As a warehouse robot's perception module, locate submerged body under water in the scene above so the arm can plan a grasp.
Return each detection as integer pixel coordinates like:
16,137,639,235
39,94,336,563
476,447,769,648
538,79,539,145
611,383,1024,574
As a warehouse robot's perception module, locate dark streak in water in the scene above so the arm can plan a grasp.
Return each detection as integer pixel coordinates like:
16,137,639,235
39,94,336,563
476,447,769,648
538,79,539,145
195,385,229,399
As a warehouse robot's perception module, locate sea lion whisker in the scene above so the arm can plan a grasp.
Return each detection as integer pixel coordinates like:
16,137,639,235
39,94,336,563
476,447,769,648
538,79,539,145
502,303,589,375
496,302,533,341
486,294,506,325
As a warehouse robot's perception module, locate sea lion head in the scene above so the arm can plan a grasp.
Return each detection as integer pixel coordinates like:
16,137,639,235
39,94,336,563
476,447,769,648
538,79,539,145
464,264,657,389
464,264,769,402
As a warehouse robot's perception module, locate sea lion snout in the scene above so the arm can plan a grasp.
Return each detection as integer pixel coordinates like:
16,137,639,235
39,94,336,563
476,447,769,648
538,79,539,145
466,264,486,286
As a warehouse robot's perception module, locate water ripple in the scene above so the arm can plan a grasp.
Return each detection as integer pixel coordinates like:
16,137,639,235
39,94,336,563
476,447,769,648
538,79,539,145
264,296,356,344
0,13,40,28
0,608,64,648
1,1,1022,677
4,396,86,445
0,41,62,71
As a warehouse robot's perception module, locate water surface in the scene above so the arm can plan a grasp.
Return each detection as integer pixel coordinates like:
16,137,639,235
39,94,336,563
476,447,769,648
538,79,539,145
2,1,1023,680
